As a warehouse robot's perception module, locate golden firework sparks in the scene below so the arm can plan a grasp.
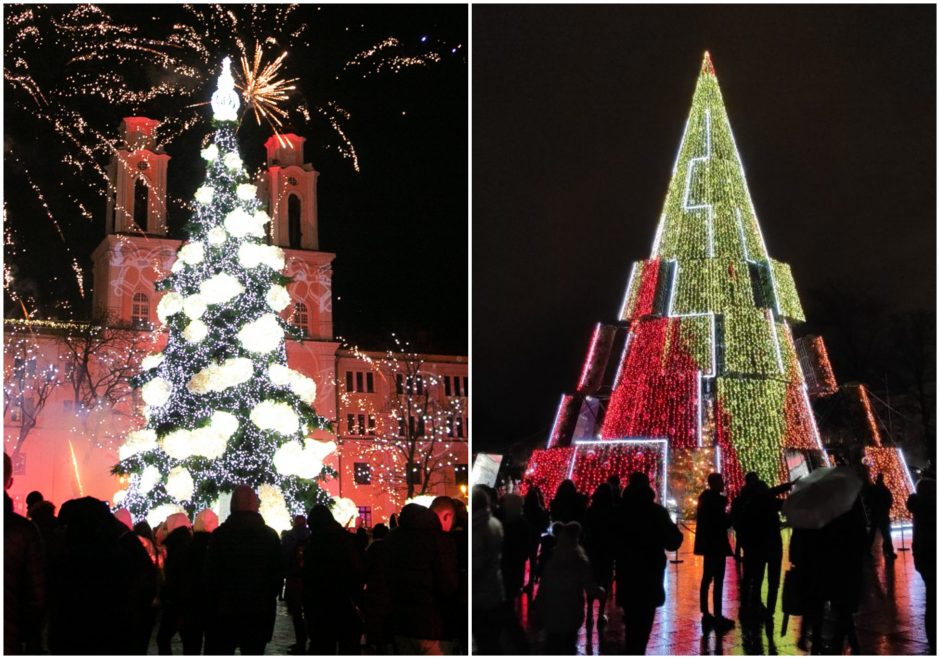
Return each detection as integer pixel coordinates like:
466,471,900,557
237,43,297,136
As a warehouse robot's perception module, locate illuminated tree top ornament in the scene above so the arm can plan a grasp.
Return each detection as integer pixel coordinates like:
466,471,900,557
211,56,241,122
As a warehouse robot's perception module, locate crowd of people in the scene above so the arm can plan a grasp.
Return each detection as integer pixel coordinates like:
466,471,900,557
4,453,467,655
472,465,936,656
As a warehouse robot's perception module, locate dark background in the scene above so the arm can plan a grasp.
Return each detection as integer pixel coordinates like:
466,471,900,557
473,5,936,453
5,5,468,355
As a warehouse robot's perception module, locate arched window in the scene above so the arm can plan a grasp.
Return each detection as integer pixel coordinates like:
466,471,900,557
134,178,149,232
288,194,302,248
131,292,149,327
294,302,309,337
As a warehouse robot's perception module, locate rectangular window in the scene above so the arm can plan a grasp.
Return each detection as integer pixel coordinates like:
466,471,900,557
355,372,363,393
409,416,416,437
444,376,451,396
396,374,404,394
454,464,469,486
357,506,372,528
347,414,355,435
357,414,366,436
453,376,461,397
353,462,372,485
447,415,455,437
417,417,426,436
456,416,464,438
346,371,354,392
463,376,469,397
367,415,376,436
366,372,374,393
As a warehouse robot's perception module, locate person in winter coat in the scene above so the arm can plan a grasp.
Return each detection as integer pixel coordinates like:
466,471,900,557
156,513,194,654
4,453,47,655
583,483,617,629
614,472,683,654
363,523,392,653
385,501,460,654
302,504,364,654
203,486,285,655
472,487,505,655
534,521,603,654
182,509,217,655
865,473,897,559
907,473,936,654
522,487,549,592
281,514,311,653
695,473,735,633
500,493,531,602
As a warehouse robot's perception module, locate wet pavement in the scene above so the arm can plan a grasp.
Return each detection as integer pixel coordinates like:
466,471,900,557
518,527,930,655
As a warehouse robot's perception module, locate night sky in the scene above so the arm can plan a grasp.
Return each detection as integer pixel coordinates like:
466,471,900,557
4,5,467,355
473,6,935,452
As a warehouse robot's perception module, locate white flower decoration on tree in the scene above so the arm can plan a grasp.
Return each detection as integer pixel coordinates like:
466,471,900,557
268,364,318,405
266,285,291,312
141,353,164,371
194,186,214,204
207,227,227,245
331,497,359,528
179,242,205,265
199,272,244,305
237,314,283,354
223,152,242,171
236,183,257,200
258,484,291,532
187,357,254,394
156,292,184,323
161,428,195,460
273,439,335,479
183,320,209,343
171,258,185,274
141,377,171,407
138,465,162,494
113,489,127,507
146,503,186,529
166,467,195,501
200,143,219,162
118,429,158,460
250,400,300,435
253,210,271,229
238,243,285,270
183,294,208,320
223,208,263,238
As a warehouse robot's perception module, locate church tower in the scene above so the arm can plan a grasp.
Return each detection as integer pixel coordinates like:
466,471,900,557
91,117,178,326
257,134,335,340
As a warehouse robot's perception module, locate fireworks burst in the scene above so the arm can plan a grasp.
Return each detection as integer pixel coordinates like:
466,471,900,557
4,4,461,318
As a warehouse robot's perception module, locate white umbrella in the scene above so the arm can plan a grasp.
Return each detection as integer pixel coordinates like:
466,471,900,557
782,466,863,530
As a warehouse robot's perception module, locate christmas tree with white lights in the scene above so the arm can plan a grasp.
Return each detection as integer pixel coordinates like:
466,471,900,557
113,59,335,528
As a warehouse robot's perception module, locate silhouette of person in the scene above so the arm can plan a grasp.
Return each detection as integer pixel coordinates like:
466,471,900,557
695,472,735,633
550,479,587,524
364,523,392,653
522,487,549,593
866,473,897,559
302,504,364,654
535,521,603,654
281,514,310,653
615,472,683,654
4,453,47,655
203,485,285,655
156,512,194,654
583,483,616,629
500,493,531,601
907,472,936,654
472,487,505,655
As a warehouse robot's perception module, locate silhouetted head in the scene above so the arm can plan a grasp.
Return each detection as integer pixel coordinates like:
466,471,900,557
555,479,577,501
472,486,491,513
165,512,192,535
26,491,44,508
744,472,760,487
389,513,398,529
876,473,885,486
231,485,260,513
501,493,524,518
4,453,12,490
608,475,621,489
707,473,724,492
524,486,543,509
372,523,389,540
430,495,457,532
629,472,650,489
134,520,155,542
193,509,219,533
591,483,613,509
292,514,307,530
307,503,334,530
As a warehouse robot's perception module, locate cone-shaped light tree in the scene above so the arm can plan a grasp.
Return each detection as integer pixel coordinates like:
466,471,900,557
113,58,335,528
600,52,828,495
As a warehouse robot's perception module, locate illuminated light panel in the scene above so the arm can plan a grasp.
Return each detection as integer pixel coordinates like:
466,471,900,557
577,324,602,391
520,447,576,499
570,439,668,505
